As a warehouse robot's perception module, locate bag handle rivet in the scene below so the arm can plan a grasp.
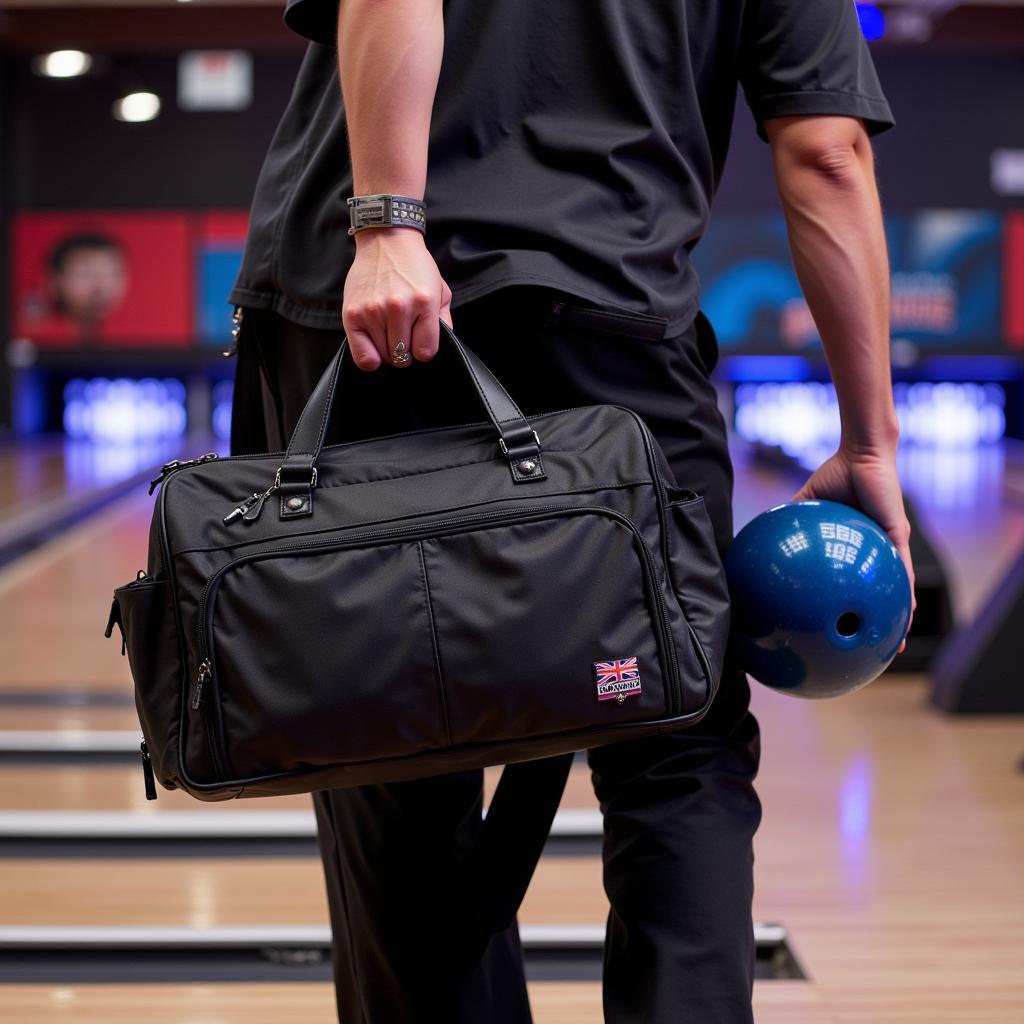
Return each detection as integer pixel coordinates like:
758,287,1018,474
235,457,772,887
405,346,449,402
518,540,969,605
286,496,305,511
517,459,537,475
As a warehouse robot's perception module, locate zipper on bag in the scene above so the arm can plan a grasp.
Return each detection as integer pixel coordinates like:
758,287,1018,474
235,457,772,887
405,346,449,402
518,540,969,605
140,738,157,801
190,502,683,785
149,452,219,495
190,658,230,780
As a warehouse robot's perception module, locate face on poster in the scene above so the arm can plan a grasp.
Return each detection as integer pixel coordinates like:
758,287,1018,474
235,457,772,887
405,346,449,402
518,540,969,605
11,212,192,347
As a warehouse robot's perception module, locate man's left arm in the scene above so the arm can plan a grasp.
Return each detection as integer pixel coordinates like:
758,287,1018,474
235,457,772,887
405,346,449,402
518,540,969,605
336,0,452,370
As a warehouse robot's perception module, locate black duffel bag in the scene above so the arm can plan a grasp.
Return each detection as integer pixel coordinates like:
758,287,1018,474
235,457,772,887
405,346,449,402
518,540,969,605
105,319,730,803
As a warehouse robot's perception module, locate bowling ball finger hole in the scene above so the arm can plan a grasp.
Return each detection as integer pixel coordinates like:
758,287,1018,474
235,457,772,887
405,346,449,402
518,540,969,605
836,611,862,637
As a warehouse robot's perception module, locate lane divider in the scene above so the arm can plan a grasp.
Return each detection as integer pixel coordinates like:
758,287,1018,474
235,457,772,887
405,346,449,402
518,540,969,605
0,808,603,838
0,923,788,948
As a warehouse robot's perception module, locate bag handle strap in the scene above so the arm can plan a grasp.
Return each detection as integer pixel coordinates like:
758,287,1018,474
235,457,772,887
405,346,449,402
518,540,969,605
274,319,547,519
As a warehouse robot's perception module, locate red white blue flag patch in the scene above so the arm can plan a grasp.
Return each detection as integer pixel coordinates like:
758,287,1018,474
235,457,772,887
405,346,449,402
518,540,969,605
594,656,641,702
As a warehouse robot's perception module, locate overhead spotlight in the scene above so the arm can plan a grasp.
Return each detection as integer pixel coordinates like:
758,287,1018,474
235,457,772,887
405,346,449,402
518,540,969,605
113,91,161,123
33,50,93,78
887,9,933,43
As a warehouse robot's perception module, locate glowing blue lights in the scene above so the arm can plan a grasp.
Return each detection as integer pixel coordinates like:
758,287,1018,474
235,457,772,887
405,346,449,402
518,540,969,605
894,381,1006,447
63,377,187,444
839,755,872,843
856,3,886,41
212,379,234,442
734,380,1006,453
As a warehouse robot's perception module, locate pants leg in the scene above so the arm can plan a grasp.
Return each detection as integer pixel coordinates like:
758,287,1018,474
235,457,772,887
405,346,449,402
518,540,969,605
229,306,534,1024
450,291,763,1024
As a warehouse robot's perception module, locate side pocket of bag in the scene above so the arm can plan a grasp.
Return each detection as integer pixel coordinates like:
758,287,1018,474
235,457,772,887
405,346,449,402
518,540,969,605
109,577,183,790
663,488,731,703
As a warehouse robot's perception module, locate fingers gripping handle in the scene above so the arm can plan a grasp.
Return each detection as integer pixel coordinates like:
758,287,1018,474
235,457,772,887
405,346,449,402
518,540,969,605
275,319,547,519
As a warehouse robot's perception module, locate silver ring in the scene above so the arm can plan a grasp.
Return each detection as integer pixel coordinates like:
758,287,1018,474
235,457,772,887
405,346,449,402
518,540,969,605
391,339,411,365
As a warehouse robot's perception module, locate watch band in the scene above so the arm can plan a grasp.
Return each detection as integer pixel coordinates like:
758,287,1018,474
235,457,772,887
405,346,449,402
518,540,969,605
347,193,427,236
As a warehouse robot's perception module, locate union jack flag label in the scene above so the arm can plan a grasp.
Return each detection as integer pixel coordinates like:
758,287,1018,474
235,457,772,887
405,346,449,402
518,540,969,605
594,656,642,702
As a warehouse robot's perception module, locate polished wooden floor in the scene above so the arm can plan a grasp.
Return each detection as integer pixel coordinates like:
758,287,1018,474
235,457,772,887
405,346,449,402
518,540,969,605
1,447,1022,1022
1,981,832,1024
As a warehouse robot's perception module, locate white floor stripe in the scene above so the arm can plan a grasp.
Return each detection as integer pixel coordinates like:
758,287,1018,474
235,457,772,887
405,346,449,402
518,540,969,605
0,730,138,752
0,923,786,948
0,808,605,839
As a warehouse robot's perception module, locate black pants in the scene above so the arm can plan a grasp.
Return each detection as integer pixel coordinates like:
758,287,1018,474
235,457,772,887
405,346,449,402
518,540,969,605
230,285,762,1023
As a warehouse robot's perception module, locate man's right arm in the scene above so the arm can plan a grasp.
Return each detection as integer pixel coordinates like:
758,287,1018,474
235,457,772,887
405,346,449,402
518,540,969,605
765,113,916,643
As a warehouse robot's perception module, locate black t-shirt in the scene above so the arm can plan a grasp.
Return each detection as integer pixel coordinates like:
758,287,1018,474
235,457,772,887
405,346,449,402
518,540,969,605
230,0,894,337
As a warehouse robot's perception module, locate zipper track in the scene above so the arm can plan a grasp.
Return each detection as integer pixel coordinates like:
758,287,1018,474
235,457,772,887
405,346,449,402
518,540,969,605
192,502,682,783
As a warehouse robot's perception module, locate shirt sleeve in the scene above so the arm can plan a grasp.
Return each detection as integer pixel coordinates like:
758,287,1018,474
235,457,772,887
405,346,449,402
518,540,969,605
739,0,895,143
283,0,339,47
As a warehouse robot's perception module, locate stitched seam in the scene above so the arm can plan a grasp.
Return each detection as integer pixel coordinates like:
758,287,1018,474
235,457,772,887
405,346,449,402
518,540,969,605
314,350,342,454
417,540,453,746
172,478,657,557
756,88,892,104
450,327,504,427
471,353,525,427
285,351,340,460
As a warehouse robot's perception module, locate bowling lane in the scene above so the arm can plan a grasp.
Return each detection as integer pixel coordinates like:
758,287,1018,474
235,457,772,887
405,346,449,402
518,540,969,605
0,435,181,521
0,489,151,692
0,855,604,927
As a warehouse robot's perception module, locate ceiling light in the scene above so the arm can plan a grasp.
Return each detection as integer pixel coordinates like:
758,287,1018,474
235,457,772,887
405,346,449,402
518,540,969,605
113,91,161,123
33,50,93,79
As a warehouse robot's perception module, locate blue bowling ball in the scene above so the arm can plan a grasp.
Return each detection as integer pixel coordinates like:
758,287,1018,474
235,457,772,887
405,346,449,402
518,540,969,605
724,500,912,698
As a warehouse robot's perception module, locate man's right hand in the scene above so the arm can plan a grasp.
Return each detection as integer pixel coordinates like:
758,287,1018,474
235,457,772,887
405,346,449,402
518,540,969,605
790,443,916,652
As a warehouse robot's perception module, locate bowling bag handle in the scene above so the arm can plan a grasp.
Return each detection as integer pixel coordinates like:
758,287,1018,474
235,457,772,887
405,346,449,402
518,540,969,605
272,319,550,521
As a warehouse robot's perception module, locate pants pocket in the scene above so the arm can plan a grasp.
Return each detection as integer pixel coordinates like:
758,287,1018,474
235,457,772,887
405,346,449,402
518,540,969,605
545,295,670,342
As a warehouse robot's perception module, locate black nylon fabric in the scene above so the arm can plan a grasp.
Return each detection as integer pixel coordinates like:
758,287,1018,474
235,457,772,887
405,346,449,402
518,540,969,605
116,322,730,801
231,0,894,338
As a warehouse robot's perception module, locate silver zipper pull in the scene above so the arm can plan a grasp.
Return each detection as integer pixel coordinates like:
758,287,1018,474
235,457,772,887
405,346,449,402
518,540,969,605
192,660,212,711
223,492,262,524
223,481,278,525
241,489,272,522
140,739,157,801
223,306,244,358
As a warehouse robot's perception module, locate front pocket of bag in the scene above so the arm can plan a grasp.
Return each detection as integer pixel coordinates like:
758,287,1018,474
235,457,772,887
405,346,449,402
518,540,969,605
206,541,448,779
421,512,673,746
200,504,677,782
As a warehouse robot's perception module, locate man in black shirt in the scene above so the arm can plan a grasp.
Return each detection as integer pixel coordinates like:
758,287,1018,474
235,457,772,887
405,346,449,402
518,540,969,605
229,2,914,1021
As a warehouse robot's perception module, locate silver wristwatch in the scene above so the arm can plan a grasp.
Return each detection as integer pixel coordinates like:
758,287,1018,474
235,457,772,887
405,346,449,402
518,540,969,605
347,193,427,236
